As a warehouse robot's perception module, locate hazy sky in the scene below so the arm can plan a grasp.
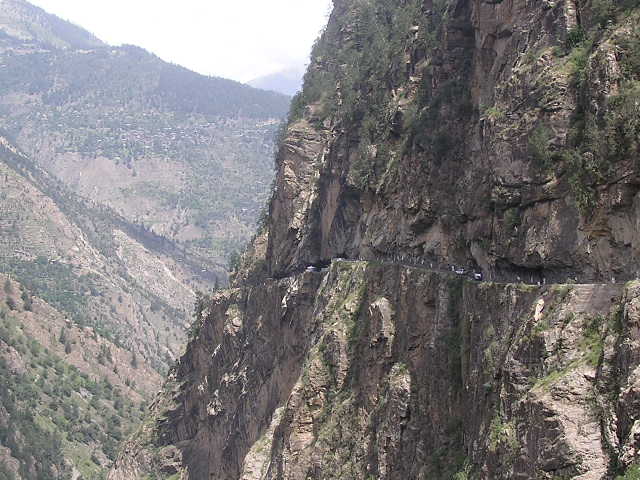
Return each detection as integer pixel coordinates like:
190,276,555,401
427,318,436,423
29,0,333,82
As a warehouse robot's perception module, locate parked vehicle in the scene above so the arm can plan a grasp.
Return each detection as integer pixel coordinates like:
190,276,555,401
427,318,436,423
306,265,320,273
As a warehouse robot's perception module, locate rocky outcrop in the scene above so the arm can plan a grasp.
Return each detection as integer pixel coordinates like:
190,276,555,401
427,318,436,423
265,0,640,284
112,260,640,479
110,0,640,478
109,271,325,480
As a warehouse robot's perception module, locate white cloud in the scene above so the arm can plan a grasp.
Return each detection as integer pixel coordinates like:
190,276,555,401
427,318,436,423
29,0,333,82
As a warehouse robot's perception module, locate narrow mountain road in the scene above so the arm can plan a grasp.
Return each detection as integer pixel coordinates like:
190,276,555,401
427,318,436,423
296,258,631,291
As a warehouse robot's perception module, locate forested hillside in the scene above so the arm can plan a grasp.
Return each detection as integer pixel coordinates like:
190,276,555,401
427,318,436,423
0,134,219,372
0,0,290,264
0,272,160,479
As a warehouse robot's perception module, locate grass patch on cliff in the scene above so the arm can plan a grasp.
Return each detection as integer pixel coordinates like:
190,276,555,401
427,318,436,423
324,263,368,350
580,314,606,366
488,415,519,454
503,207,522,232
316,337,338,387
531,317,551,336
532,358,583,391
616,464,640,479
531,313,607,391
565,37,593,88
483,105,505,121
552,284,573,298
453,463,472,480
482,324,502,379
346,291,368,352
528,124,554,170
428,445,469,480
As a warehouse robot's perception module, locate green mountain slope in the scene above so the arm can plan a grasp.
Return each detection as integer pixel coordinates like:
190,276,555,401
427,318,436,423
0,273,160,479
0,133,219,372
0,0,105,49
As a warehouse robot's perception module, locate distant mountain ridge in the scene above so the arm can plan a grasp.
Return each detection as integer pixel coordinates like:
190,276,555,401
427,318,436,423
0,0,290,264
0,3,289,120
0,0,105,49
248,66,305,96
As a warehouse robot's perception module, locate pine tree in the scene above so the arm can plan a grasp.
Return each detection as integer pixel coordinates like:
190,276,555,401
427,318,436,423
5,297,16,310
130,351,138,369
21,289,33,311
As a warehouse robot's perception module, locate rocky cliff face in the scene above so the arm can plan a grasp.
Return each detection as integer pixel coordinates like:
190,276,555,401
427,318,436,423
268,0,640,283
111,261,640,479
110,0,640,478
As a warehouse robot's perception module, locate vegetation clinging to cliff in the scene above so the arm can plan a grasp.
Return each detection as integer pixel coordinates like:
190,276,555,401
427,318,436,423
289,0,457,189
561,3,640,213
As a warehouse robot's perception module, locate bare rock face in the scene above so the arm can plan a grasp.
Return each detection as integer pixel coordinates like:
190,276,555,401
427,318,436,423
111,261,640,479
109,273,325,480
263,0,640,284
110,0,640,478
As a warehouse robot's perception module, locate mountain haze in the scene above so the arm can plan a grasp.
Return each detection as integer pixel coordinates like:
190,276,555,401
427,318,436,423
0,0,290,264
248,66,305,96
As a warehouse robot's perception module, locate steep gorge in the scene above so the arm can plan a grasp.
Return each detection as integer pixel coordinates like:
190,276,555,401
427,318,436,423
110,0,640,478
